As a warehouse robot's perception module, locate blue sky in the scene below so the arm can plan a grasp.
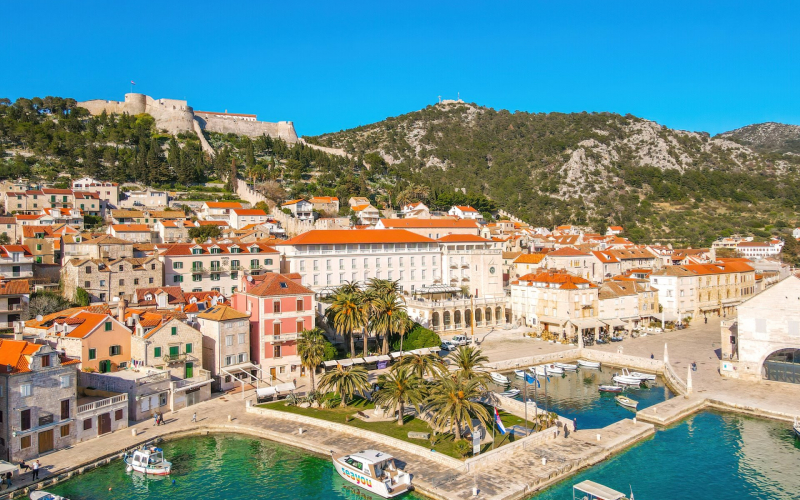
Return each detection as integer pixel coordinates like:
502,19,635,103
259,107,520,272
2,1,798,137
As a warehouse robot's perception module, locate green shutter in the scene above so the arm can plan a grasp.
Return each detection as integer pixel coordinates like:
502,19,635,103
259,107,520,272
88,348,96,360
169,346,179,356
171,326,177,335
154,347,161,358
105,322,112,331
185,343,192,354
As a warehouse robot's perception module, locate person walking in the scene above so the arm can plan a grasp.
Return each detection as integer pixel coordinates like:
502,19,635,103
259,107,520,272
154,412,159,427
4,471,11,488
31,460,39,480
191,412,197,423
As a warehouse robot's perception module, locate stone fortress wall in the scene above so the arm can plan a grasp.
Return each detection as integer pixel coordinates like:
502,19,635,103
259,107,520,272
77,93,298,144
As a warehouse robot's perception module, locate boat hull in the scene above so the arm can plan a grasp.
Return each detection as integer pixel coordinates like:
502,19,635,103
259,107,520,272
533,365,564,376
553,362,578,371
615,396,638,409
333,458,410,498
491,373,510,384
613,375,643,385
577,359,601,369
598,385,623,393
124,458,171,475
630,371,656,381
793,425,800,439
513,369,526,379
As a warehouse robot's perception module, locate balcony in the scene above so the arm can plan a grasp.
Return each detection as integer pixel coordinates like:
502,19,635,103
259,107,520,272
77,394,128,415
230,264,242,271
264,333,298,343
0,303,23,313
191,266,206,274
163,353,188,363
461,264,469,269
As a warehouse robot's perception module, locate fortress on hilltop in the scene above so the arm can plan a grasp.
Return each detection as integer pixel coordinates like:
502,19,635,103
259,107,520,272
77,93,298,144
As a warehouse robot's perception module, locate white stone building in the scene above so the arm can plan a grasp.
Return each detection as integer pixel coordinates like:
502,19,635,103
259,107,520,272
649,266,698,322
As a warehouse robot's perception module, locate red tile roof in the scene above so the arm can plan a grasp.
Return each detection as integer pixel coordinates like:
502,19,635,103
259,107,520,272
242,273,314,297
205,202,245,209
231,209,268,216
135,286,186,306
111,224,150,232
0,340,45,373
0,279,29,296
436,234,492,243
279,229,435,246
548,247,590,257
379,219,478,229
517,271,594,289
157,242,278,256
454,205,478,212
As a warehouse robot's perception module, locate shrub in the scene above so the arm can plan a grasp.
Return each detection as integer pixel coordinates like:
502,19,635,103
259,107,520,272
454,439,471,458
390,324,441,351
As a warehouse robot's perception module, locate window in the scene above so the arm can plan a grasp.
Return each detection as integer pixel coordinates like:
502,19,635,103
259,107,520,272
88,348,97,360
109,345,121,356
313,260,319,271
20,384,32,397
211,273,220,281
265,258,273,266
192,248,202,255
296,298,304,311
60,424,70,437
41,354,51,367
36,244,42,251
226,335,234,346
364,258,368,268
238,333,246,344
21,408,31,431
273,323,281,336
134,278,139,285
169,346,179,357
83,418,92,431
297,319,304,332
171,326,177,335
313,275,319,285
61,399,70,419
105,321,112,331
154,347,162,358
160,393,168,406
185,343,193,354
273,301,281,313
210,247,221,254
327,274,332,285
100,280,106,287
231,259,240,270
193,274,202,282
273,345,282,358
173,262,183,269
119,265,124,272
250,259,259,269
149,278,154,284
20,435,31,449
173,275,183,283
60,375,70,388
326,259,331,271
299,261,305,271
115,409,124,421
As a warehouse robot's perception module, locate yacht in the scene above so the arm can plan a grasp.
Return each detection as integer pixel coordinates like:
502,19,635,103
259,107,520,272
491,372,510,385
332,450,412,498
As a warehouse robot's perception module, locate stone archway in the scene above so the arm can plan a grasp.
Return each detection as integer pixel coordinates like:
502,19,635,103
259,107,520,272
475,308,483,327
465,309,472,327
432,312,440,331
505,309,511,324
495,307,503,325
454,310,462,329
485,307,492,324
443,311,451,330
761,347,800,384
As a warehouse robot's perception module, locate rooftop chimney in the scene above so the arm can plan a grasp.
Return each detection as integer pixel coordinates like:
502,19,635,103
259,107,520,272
118,297,127,324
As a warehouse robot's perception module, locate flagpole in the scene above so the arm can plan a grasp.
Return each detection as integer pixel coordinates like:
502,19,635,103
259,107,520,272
533,372,538,426
544,368,549,417
492,407,496,450
523,372,528,433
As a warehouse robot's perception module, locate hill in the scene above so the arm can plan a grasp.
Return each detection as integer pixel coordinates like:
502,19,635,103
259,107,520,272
717,122,800,155
308,102,800,245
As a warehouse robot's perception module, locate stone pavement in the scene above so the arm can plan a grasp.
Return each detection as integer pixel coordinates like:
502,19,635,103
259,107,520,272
8,389,653,500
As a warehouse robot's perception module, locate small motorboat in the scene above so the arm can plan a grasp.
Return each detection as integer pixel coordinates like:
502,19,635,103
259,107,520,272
573,480,631,500
613,374,644,386
598,385,623,393
793,417,800,439
514,369,526,379
30,493,69,500
553,362,578,371
498,388,521,398
332,449,412,498
491,372,510,385
577,359,601,369
622,368,656,381
615,395,638,409
124,446,172,475
533,364,564,376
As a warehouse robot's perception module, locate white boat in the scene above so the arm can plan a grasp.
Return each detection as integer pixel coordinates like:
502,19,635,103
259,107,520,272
513,369,526,379
498,388,520,398
124,446,172,475
491,372,510,384
553,362,578,371
598,385,623,393
332,449,412,498
30,494,69,500
532,364,564,376
615,395,639,409
573,479,630,500
613,374,643,386
621,368,656,381
793,417,800,439
577,359,601,369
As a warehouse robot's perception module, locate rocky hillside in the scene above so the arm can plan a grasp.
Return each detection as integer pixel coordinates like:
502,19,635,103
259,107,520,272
308,102,800,246
717,122,800,155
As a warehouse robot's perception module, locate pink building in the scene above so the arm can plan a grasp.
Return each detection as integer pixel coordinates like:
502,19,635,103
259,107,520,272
232,273,315,381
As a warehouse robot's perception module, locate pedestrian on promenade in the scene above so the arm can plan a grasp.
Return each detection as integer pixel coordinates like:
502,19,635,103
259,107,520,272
4,471,11,488
650,353,654,359
154,412,159,427
573,418,577,431
32,460,40,480
19,459,30,474
191,412,197,423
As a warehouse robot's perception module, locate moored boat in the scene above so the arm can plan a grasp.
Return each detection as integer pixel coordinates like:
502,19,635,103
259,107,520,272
598,385,623,393
612,374,643,386
498,388,521,398
615,395,638,409
793,417,800,439
30,493,70,500
124,446,172,475
573,480,630,500
513,369,526,379
553,362,578,371
491,372,510,384
532,364,564,376
577,359,601,369
331,450,412,498
625,368,656,381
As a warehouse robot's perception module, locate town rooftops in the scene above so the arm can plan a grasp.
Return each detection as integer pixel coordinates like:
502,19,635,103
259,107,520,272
0,340,74,374
310,196,339,203
196,220,230,227
111,224,150,232
513,253,546,264
135,286,186,306
205,201,245,209
198,305,250,321
0,280,29,296
436,234,492,243
548,247,590,257
61,311,120,339
351,204,373,212
156,242,278,256
516,271,594,289
281,199,307,207
279,229,435,246
378,219,478,229
231,208,268,216
0,245,32,258
454,205,478,212
243,273,314,296
682,262,755,274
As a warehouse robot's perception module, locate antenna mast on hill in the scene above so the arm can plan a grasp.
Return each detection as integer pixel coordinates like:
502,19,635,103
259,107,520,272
438,95,442,104
458,92,460,101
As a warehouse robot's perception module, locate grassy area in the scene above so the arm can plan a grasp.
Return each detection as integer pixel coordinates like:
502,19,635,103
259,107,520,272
259,397,526,459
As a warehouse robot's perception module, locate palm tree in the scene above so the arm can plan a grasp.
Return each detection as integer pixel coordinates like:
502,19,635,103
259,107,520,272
425,373,490,440
448,346,490,385
398,353,445,378
326,291,366,358
372,366,427,426
318,364,370,407
336,280,361,295
297,328,326,391
394,310,413,354
369,291,407,355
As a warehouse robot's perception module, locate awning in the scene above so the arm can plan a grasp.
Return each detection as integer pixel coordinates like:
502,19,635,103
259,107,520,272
700,306,719,312
363,355,380,363
414,285,462,295
338,359,354,367
256,386,278,398
221,362,259,375
377,355,391,362
658,312,680,322
600,318,626,328
351,358,366,365
174,378,212,392
535,315,566,326
389,351,405,359
274,382,295,393
0,461,16,476
570,318,602,330
323,360,338,368
417,348,432,355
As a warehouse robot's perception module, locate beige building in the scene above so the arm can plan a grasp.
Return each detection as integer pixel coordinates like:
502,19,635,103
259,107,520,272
437,234,503,298
541,247,594,281
649,266,698,322
683,262,757,318
0,216,19,243
63,234,135,261
375,218,479,238
309,196,340,215
72,177,119,206
197,305,252,392
119,188,169,208
0,245,34,278
108,224,153,243
131,315,204,380
352,204,380,225
62,257,164,303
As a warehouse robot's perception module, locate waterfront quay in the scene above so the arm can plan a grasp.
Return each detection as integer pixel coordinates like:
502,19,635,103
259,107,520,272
7,316,799,500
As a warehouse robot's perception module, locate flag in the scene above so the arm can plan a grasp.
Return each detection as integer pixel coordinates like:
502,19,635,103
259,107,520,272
525,373,540,388
130,81,136,85
493,407,506,435
546,373,551,383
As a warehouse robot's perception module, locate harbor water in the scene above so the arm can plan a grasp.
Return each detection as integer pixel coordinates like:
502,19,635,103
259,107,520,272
532,411,800,499
38,433,426,500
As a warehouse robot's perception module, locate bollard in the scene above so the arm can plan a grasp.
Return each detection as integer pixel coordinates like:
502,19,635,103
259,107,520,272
597,434,601,442
298,428,304,435
228,415,232,422
541,457,546,466
472,487,479,496
246,400,252,408
633,417,637,424
131,428,137,436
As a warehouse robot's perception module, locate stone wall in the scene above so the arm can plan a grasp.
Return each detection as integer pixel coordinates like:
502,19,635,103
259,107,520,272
197,114,298,143
270,206,314,237
235,179,269,207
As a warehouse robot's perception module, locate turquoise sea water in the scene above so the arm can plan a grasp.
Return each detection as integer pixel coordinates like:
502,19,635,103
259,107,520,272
40,434,426,500
493,367,673,429
531,411,800,500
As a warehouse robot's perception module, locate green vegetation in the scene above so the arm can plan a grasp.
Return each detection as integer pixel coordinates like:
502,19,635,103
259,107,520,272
188,225,222,242
389,324,440,351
